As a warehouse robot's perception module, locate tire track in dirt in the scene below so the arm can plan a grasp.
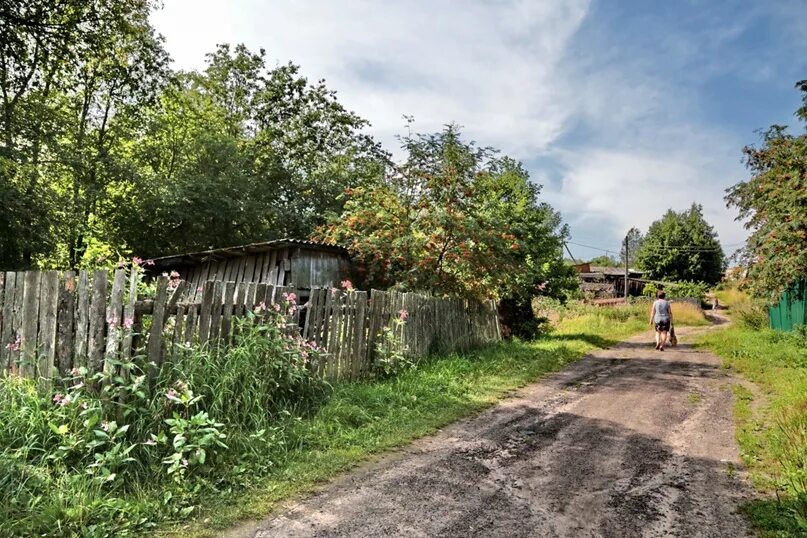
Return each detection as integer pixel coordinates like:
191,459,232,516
226,323,753,538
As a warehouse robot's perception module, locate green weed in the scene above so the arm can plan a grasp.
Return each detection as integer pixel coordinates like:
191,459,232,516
699,326,807,535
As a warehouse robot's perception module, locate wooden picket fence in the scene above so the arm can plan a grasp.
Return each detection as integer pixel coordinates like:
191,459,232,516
0,270,500,383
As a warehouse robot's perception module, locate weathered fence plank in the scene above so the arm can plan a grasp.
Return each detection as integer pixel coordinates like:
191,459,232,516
37,271,60,381
87,271,108,374
148,277,169,368
56,272,77,375
20,271,41,377
0,272,16,369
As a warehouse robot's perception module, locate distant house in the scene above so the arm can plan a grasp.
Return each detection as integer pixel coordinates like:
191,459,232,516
573,264,645,298
148,239,353,302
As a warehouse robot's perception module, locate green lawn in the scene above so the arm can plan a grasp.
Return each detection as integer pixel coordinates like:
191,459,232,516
698,325,807,536
169,309,653,536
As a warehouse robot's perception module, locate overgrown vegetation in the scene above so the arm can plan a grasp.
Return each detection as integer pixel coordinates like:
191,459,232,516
699,289,807,536
0,301,327,537
726,81,807,301
634,203,726,285
2,295,701,537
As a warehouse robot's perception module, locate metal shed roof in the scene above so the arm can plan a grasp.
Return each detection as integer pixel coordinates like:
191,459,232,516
149,239,348,270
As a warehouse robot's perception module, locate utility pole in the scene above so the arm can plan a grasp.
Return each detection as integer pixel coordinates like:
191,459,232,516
624,235,629,302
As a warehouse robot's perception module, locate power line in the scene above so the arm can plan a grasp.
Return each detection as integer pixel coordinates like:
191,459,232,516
567,239,745,255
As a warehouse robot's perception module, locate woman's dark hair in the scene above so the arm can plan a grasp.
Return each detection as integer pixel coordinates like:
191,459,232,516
658,291,666,299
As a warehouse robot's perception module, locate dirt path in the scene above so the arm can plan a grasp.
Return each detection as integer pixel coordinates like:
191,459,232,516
229,321,753,537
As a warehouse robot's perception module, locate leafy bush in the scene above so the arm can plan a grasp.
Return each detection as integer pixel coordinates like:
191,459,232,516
642,280,710,300
0,305,327,537
735,302,769,330
699,326,807,534
373,310,415,377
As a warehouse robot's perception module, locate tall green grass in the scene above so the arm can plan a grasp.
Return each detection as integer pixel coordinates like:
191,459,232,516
699,325,807,536
174,303,708,536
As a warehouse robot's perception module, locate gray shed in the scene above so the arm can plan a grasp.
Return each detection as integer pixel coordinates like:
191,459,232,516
149,239,352,301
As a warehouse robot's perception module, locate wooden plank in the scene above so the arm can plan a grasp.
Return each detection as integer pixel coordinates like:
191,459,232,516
208,280,223,343
197,281,215,345
342,291,355,379
0,272,15,369
163,280,188,328
172,305,185,360
87,271,108,374
121,270,139,362
147,276,169,368
56,271,77,375
302,287,319,341
235,282,248,316
11,272,25,372
257,252,270,283
220,281,236,343
266,250,278,284
37,271,60,381
246,282,258,311
236,255,250,284
224,259,237,283
74,271,90,367
316,288,332,376
353,291,367,378
104,269,127,373
20,271,42,377
184,305,197,346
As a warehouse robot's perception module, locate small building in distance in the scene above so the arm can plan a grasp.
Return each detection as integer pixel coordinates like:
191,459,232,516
573,264,645,298
148,239,352,302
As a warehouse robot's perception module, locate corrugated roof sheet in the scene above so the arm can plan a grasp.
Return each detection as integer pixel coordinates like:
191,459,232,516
149,238,348,269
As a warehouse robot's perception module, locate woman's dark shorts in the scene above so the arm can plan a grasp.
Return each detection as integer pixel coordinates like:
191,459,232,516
655,320,671,332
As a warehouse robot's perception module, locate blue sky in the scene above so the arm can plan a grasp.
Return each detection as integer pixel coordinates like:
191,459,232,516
151,0,807,262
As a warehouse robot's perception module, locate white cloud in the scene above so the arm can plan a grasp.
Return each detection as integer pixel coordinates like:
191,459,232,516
151,0,756,257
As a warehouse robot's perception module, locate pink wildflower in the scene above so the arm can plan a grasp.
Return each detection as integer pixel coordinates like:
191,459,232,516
70,367,81,377
341,279,354,291
169,270,180,279
107,315,118,328
5,335,20,352
273,303,281,312
123,317,134,330
80,402,88,410
116,259,127,268
53,393,64,404
166,389,178,400
132,256,144,266
398,309,409,321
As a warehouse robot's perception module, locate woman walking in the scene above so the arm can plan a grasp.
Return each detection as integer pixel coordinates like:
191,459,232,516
649,291,673,351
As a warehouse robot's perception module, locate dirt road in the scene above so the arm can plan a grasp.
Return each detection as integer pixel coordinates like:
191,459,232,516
232,322,753,537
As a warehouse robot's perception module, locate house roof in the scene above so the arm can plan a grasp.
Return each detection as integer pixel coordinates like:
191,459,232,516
149,238,348,270
588,266,644,276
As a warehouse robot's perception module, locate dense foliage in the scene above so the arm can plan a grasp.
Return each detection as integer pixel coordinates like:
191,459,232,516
725,81,807,300
634,204,726,285
620,227,644,268
0,1,386,268
0,302,327,537
317,124,576,303
586,255,620,268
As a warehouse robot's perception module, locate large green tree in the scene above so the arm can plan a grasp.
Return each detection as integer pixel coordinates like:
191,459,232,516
726,81,807,299
0,0,170,268
634,204,726,285
318,124,575,304
107,44,386,258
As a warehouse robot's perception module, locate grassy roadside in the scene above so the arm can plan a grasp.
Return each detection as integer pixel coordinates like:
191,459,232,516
697,315,807,535
173,304,702,537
